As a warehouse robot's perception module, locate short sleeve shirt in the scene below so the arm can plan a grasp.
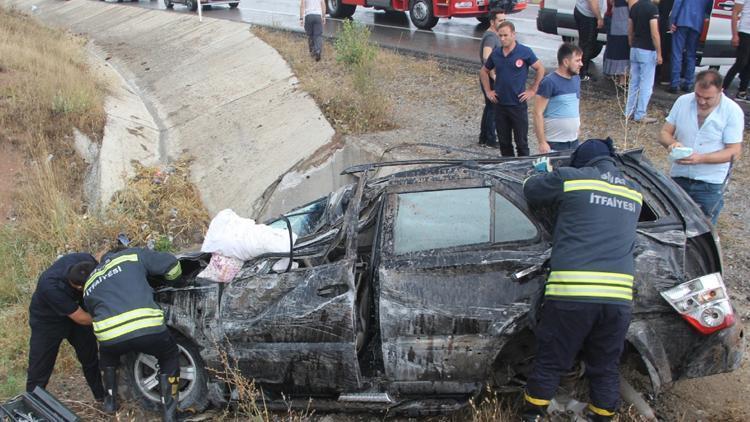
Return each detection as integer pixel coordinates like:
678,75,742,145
575,0,606,18
484,43,539,106
667,93,745,184
537,72,581,143
479,31,500,64
738,0,750,35
630,0,659,51
29,253,97,327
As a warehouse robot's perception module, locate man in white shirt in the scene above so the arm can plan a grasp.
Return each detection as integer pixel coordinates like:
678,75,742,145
659,70,744,224
300,0,326,61
723,0,750,101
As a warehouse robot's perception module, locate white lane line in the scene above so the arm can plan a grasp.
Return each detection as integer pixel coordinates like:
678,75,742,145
239,7,555,51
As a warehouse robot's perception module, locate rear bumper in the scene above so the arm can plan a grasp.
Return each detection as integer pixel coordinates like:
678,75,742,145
681,320,745,379
434,0,527,18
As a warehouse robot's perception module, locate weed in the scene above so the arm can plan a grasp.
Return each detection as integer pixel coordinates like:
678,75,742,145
334,20,376,67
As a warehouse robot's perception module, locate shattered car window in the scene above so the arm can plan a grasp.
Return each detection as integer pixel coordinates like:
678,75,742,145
493,193,537,242
268,198,327,238
393,187,490,254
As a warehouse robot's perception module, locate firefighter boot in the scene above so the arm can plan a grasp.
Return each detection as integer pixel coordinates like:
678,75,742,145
585,404,615,422
102,367,119,414
160,373,180,422
520,393,549,422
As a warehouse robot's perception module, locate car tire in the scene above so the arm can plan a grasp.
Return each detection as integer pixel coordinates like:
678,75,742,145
228,1,239,8
164,0,173,8
122,332,209,413
185,0,197,11
326,0,356,18
560,36,604,59
476,16,490,26
409,0,439,30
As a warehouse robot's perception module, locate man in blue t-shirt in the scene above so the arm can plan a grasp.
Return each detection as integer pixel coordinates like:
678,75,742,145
480,21,545,157
534,43,583,153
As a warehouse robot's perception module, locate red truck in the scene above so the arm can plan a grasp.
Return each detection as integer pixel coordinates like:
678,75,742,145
326,0,527,30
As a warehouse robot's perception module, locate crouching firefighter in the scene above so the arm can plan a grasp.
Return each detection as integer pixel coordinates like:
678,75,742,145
82,247,183,421
521,139,642,422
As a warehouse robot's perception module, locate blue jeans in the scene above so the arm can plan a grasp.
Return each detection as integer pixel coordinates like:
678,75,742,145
671,26,699,89
672,177,724,224
548,139,579,152
626,48,657,121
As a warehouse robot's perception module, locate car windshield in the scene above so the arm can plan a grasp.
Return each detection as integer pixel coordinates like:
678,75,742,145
268,198,327,238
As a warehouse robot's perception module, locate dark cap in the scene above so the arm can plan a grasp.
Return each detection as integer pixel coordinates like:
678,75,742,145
67,261,97,286
570,138,615,168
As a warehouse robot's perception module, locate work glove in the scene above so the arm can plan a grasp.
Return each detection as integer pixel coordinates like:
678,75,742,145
532,157,552,173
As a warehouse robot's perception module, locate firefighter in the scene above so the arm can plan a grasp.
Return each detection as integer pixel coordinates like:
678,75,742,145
27,253,104,401
82,247,183,421
521,139,641,422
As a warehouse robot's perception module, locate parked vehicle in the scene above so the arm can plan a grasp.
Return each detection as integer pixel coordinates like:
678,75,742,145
536,0,735,66
327,0,528,30
125,151,743,415
163,0,239,12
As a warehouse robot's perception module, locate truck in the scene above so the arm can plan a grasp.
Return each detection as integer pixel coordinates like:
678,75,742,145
536,0,736,67
326,0,528,30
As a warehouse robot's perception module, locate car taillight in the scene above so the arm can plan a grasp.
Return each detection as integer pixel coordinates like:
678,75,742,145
661,273,735,335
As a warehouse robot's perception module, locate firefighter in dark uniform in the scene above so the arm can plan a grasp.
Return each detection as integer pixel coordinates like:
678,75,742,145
82,247,183,421
27,253,105,400
521,139,641,422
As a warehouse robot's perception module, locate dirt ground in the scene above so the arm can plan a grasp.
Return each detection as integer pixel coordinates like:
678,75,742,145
21,40,750,421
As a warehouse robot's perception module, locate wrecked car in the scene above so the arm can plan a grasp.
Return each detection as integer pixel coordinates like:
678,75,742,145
122,150,744,415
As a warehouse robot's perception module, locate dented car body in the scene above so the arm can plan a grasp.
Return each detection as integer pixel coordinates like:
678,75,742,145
136,150,744,414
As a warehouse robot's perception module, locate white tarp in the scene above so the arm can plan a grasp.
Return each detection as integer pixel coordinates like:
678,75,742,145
201,209,297,260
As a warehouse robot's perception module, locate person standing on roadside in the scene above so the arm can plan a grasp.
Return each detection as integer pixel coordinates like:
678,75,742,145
300,0,326,61
603,0,635,84
478,11,506,147
668,0,712,94
659,70,744,224
625,0,662,123
534,43,583,154
480,21,545,157
574,0,606,81
27,253,104,402
723,0,750,101
657,0,675,85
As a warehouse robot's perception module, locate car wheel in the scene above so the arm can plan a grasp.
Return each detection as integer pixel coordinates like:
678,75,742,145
123,333,209,413
228,1,239,8
185,0,197,11
326,0,356,18
164,0,173,7
476,16,490,26
409,0,439,30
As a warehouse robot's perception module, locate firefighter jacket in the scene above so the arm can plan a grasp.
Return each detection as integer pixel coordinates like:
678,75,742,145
523,156,642,305
82,248,182,345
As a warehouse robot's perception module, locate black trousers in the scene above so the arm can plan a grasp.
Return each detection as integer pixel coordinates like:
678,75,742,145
495,102,529,157
479,78,497,145
304,14,323,57
526,300,632,412
99,331,180,377
724,32,750,92
27,321,105,399
574,7,599,78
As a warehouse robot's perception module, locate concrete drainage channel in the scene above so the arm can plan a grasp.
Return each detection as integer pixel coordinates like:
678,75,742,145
3,0,347,219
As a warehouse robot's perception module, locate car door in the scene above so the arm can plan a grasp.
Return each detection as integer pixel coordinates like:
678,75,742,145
376,178,549,387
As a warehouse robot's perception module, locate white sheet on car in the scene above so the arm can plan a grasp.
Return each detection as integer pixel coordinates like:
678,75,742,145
201,209,297,260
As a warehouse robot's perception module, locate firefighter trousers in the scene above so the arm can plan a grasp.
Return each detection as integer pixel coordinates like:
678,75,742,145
99,330,180,377
525,300,632,413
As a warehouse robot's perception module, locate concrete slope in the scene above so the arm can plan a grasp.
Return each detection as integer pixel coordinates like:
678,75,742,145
3,0,335,218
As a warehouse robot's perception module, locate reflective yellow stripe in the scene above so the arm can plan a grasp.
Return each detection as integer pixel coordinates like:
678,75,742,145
93,308,164,332
84,254,139,290
548,271,634,288
524,393,550,406
564,179,642,204
165,262,182,281
94,316,164,342
549,271,633,281
545,285,633,301
588,403,615,416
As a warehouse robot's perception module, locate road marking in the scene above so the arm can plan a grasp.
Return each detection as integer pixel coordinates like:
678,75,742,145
239,7,556,51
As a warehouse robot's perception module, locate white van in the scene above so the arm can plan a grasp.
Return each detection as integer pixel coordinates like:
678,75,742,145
536,0,735,67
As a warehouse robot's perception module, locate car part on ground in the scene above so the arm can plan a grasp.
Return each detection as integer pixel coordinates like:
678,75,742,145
0,387,79,422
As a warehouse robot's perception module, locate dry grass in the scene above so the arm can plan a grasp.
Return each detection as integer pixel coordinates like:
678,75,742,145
0,8,209,400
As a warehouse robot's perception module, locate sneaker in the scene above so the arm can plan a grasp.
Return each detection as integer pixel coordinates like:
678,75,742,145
681,84,694,93
581,75,591,82
736,91,749,102
667,86,679,94
635,116,658,124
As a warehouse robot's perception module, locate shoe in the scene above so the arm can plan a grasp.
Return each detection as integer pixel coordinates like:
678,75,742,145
102,367,118,414
736,91,749,102
581,75,591,82
667,86,679,94
160,373,180,422
635,116,658,124
681,84,694,93
315,53,321,62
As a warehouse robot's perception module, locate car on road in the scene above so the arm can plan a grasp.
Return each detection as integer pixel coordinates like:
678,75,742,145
162,0,239,12
123,150,744,415
536,0,735,66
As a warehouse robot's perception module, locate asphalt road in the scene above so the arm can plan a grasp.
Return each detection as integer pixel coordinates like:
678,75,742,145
112,0,569,67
